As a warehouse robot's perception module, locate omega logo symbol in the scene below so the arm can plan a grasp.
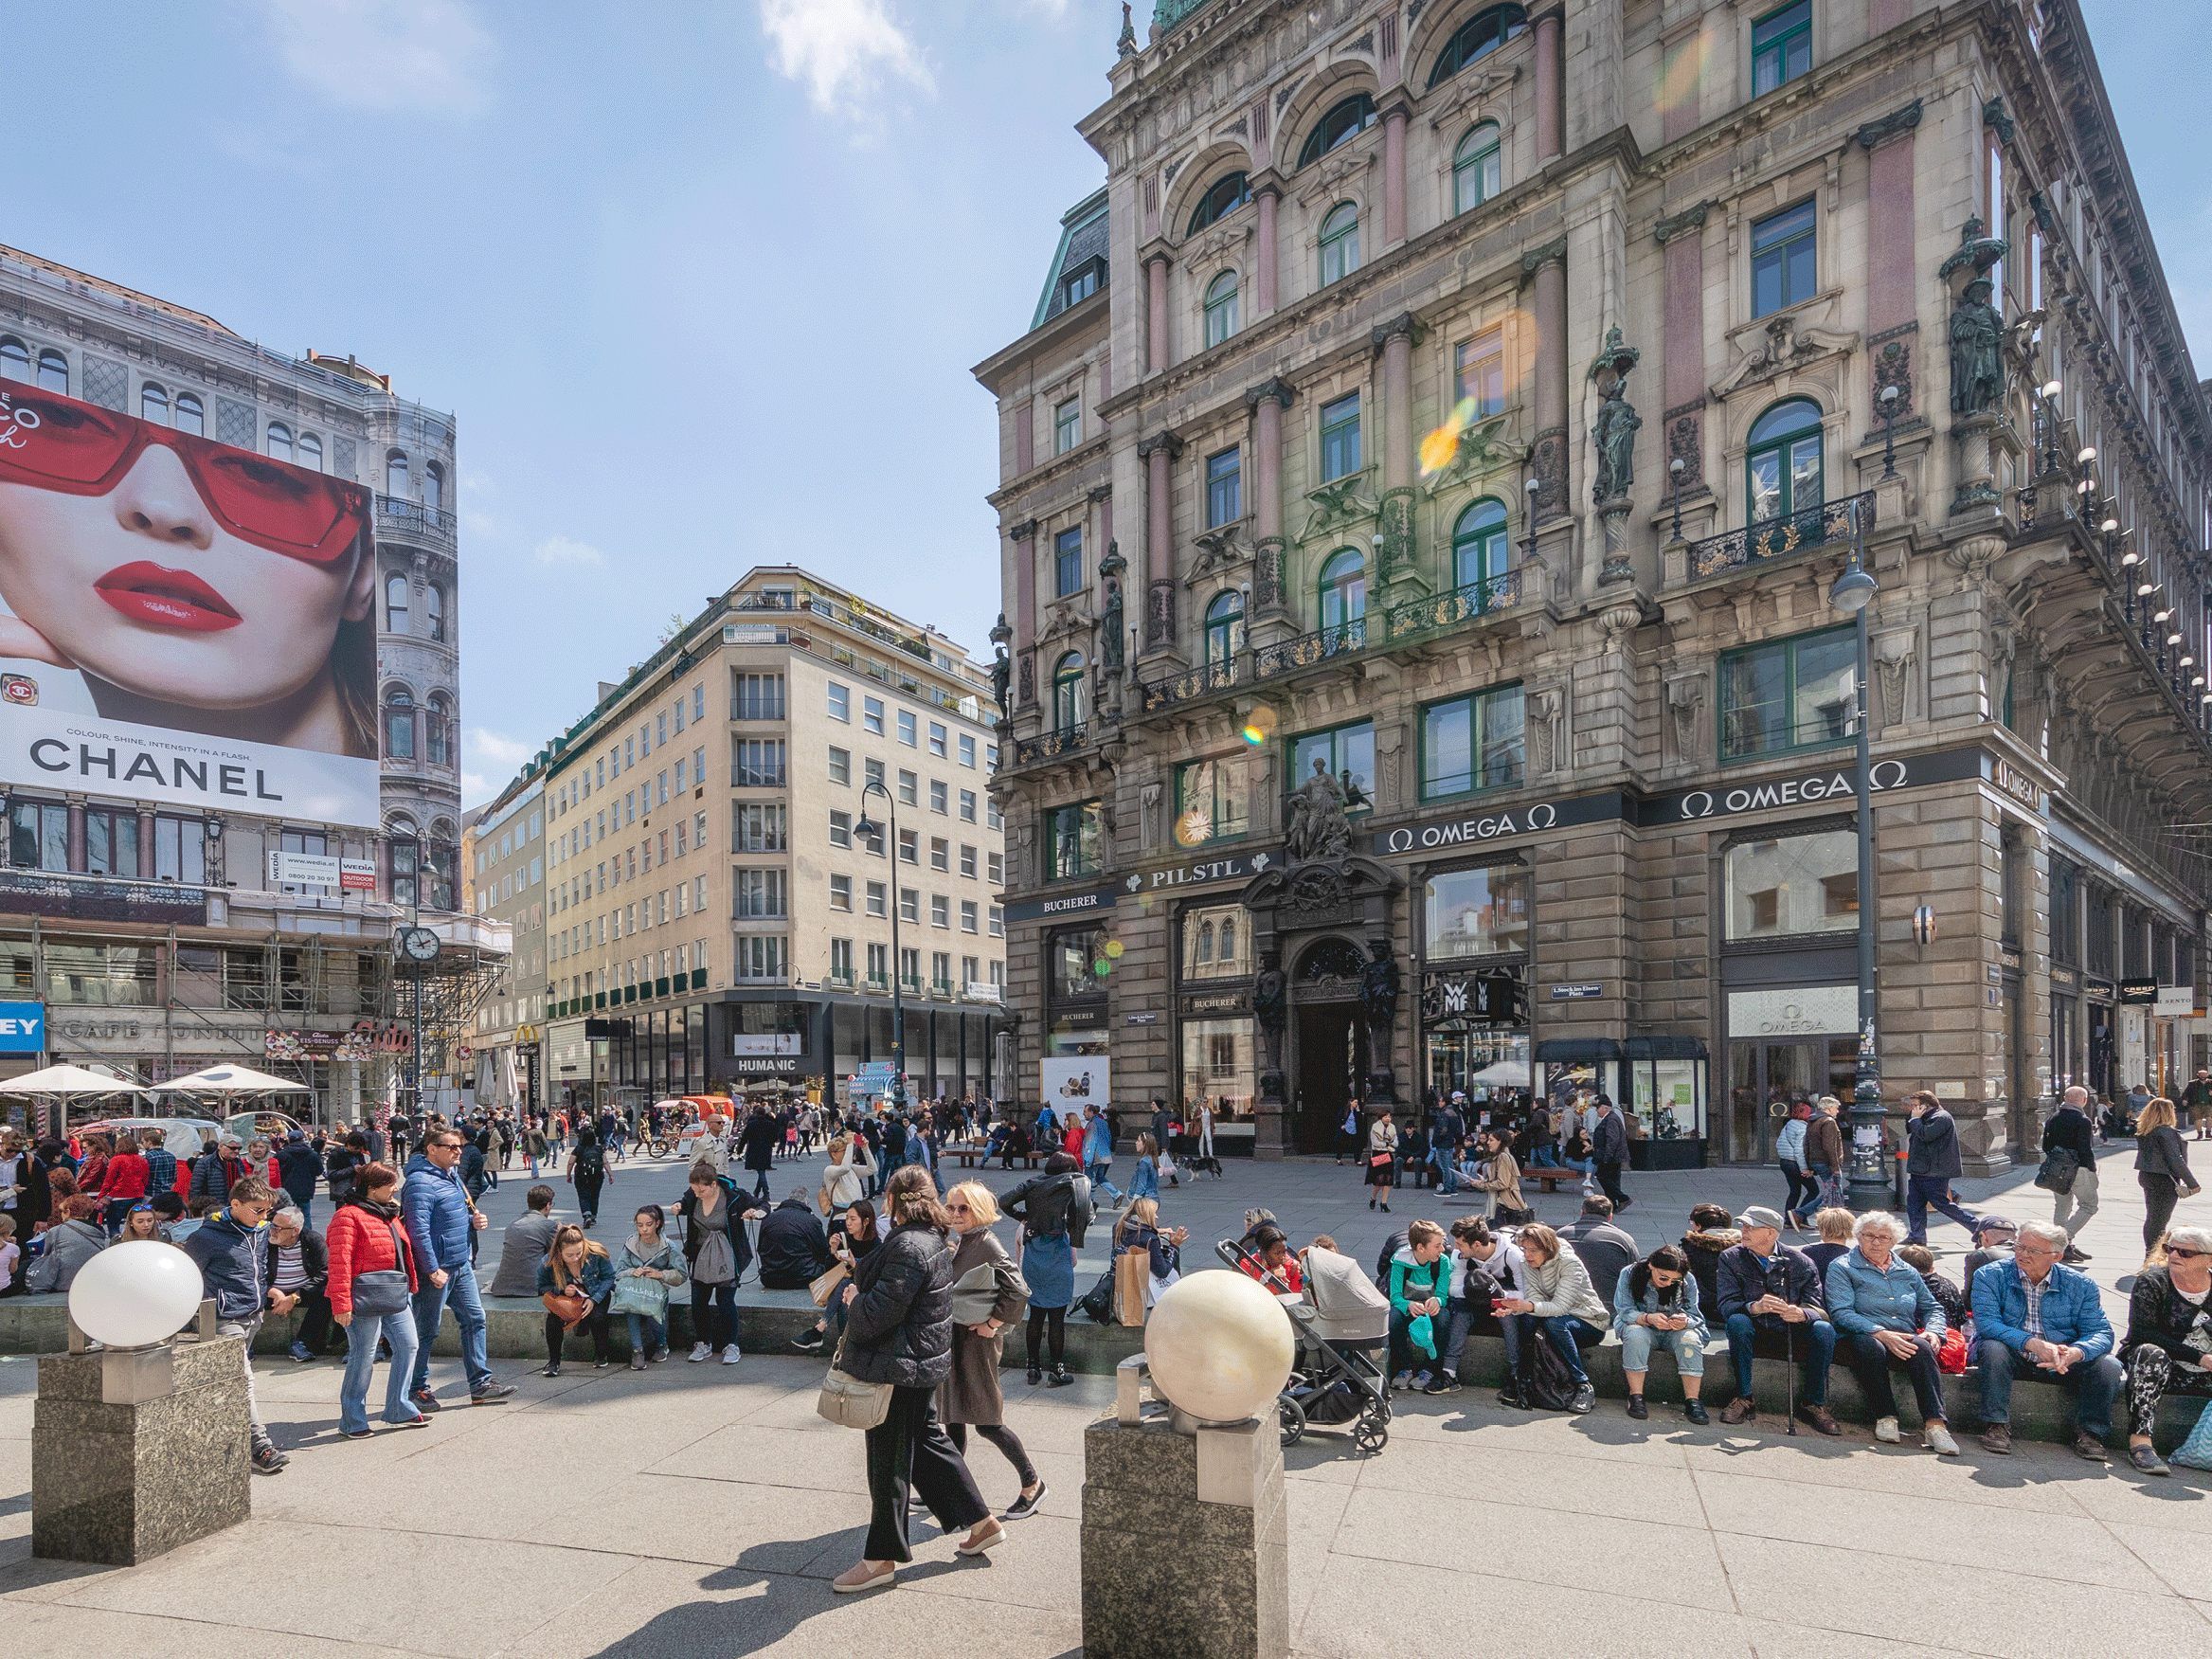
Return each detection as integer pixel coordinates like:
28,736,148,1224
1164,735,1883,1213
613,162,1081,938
1525,803,1557,830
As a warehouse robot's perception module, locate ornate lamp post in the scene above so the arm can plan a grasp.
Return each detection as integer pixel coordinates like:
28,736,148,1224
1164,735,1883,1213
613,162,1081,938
1828,505,1887,1210
1877,382,1902,478
854,779,908,1113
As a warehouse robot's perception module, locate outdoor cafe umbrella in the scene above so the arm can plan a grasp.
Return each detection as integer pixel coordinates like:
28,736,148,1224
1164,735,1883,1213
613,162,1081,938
0,1064,148,1096
1468,1058,1533,1089
153,1064,312,1096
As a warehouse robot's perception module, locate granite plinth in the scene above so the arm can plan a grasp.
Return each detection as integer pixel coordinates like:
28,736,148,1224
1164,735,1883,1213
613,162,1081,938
1082,1416,1288,1659
32,1335,252,1565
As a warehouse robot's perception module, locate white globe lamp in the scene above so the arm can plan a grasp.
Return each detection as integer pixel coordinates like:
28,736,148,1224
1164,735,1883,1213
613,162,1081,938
68,1241,204,1351
1143,1271,1295,1426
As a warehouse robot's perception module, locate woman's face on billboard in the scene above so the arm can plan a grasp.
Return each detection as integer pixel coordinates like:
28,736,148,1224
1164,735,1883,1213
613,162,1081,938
0,442,373,709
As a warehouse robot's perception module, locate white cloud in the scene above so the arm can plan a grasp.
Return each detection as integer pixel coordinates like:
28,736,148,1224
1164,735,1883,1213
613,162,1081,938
533,534,604,567
254,0,495,114
758,0,932,115
460,727,536,807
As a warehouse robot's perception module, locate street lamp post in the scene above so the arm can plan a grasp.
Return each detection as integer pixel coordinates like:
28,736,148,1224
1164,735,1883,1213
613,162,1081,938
853,779,908,1113
1828,505,1888,1211
1877,383,1902,478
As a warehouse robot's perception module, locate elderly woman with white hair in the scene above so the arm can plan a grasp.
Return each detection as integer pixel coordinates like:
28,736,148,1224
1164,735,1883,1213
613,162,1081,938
1823,1212,1959,1455
2121,1223,2212,1474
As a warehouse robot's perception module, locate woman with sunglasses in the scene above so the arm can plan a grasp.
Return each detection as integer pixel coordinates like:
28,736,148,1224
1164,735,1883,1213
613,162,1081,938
2122,1225,2212,1474
939,1181,1046,1521
0,383,377,755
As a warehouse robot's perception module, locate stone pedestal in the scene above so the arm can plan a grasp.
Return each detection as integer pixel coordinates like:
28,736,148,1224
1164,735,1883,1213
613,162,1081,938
1082,1416,1288,1659
33,1335,251,1564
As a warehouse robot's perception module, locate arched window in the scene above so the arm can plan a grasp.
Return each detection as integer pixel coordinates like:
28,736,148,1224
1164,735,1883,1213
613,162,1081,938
1318,549,1367,633
35,351,67,393
386,450,409,497
1197,920,1215,964
1203,590,1246,667
266,422,293,462
385,688,416,761
1451,497,1511,594
297,432,322,471
425,695,450,767
423,461,445,513
1186,171,1251,235
1318,202,1361,286
1203,271,1240,348
1426,5,1530,87
1298,94,1378,168
385,575,411,635
1219,916,1237,962
1452,123,1502,215
425,585,445,642
173,393,204,435
1052,652,1088,732
0,338,27,382
140,382,170,424
1746,398,1824,525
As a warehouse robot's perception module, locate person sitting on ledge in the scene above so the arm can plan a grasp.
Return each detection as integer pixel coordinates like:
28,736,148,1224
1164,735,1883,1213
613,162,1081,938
1716,1205,1840,1435
2120,1224,2212,1475
1612,1244,1709,1424
1496,1222,1607,1416
488,1185,562,1297
1969,1218,2120,1463
1825,1211,1958,1456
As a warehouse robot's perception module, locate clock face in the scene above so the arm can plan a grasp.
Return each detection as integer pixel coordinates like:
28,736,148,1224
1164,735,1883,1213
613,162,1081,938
399,928,440,963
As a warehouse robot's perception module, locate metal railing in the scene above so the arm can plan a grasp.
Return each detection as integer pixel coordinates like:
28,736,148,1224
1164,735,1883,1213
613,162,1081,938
1381,568,1523,645
1014,723,1088,766
376,496,457,541
1684,491,1873,581
1255,618,1366,681
1138,658,1241,712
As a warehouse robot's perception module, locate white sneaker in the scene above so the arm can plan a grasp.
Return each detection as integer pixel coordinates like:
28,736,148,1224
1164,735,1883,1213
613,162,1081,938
688,1342,710,1362
721,1344,742,1365
1924,1423,1959,1457
1874,1416,1901,1444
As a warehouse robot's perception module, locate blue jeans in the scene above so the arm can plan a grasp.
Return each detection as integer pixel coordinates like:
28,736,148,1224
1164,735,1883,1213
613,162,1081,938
1724,1311,1835,1406
625,1312,666,1359
1906,1176,1979,1243
1507,1312,1602,1385
407,1260,492,1398
341,1308,422,1434
1087,1161,1122,1201
1976,1339,2122,1438
1619,1321,1705,1378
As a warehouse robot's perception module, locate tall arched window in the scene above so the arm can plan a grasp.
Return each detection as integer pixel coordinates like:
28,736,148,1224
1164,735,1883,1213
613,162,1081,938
1318,549,1367,634
1203,271,1240,348
1052,652,1088,732
140,382,170,424
385,689,416,760
1204,590,1246,667
386,451,409,497
1186,171,1251,234
425,585,445,642
297,432,322,471
423,461,445,513
1746,398,1824,525
385,575,411,635
1453,123,1502,215
266,423,293,462
425,695,450,766
0,338,27,382
1426,5,1530,87
1318,202,1361,286
1451,497,1511,594
173,393,204,435
35,351,67,393
1298,94,1378,168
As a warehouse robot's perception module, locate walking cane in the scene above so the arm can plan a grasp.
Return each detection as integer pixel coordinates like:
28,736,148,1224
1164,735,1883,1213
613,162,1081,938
1784,1316,1798,1436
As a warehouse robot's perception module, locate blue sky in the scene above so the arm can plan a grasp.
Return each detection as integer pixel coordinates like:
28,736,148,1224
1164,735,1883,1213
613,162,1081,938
2,1,2197,804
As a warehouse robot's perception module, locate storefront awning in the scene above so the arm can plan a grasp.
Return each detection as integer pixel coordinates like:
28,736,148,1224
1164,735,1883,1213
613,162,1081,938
1534,1038,1622,1062
1624,1037,1708,1060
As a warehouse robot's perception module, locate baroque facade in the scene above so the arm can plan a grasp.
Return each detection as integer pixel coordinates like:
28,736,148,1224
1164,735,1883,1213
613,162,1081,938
980,0,2211,1170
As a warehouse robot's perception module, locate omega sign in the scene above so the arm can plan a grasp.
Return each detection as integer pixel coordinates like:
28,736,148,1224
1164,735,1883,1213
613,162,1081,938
1673,760,1909,820
1374,793,1623,857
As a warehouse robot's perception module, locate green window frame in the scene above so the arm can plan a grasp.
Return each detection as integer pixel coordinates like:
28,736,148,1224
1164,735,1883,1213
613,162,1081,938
1205,445,1242,527
1318,548,1366,633
1051,652,1087,732
1717,625,1857,761
1203,590,1245,666
1187,171,1250,235
1287,721,1375,813
1053,526,1083,596
1751,199,1816,317
1318,202,1361,286
1203,271,1240,348
1053,398,1081,454
1319,392,1361,481
1044,800,1105,881
1452,123,1502,215
1175,754,1252,846
1751,1,1812,98
1426,5,1529,87
1450,497,1511,594
1745,398,1824,526
1420,683,1525,800
1453,333,1505,417
1298,94,1377,168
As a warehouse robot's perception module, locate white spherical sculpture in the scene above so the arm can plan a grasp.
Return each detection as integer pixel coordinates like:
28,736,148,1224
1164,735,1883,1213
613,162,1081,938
68,1241,204,1350
1144,1271,1296,1425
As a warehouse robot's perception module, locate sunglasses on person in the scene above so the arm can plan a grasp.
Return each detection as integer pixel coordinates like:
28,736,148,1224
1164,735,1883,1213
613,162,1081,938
2169,1247,2207,1261
0,385,367,564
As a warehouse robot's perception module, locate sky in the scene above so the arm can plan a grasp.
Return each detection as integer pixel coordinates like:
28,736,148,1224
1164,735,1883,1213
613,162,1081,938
2,0,2200,807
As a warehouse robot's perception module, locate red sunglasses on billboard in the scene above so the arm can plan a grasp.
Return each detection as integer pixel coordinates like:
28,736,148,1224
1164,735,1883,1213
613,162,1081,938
0,384,367,564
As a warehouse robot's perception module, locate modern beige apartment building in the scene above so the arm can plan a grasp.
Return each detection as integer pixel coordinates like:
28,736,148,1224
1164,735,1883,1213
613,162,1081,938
535,568,1006,1110
981,0,2212,1168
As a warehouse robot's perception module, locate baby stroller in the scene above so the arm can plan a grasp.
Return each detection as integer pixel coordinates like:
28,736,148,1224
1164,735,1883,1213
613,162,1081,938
1217,1238,1392,1455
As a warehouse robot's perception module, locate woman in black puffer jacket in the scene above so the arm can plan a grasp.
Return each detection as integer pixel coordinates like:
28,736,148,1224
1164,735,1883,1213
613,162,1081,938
831,1164,1000,1594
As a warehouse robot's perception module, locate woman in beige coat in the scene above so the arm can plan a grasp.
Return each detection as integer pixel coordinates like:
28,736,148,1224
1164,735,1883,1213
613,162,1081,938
938,1180,1046,1520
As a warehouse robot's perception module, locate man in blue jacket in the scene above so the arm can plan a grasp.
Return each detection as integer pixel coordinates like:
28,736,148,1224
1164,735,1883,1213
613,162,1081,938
403,1127,513,1412
181,1174,286,1474
1969,1219,2121,1461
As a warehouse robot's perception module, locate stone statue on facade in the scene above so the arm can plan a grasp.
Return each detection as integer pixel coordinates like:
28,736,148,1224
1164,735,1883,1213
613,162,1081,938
1100,571,1125,675
1358,943,1400,1035
1587,326,1642,504
1252,958,1286,1037
1285,758,1360,863
988,611,1013,724
1948,278,2005,418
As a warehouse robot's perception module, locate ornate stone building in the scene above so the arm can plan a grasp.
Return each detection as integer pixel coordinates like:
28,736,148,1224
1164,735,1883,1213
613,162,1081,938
979,0,2211,1169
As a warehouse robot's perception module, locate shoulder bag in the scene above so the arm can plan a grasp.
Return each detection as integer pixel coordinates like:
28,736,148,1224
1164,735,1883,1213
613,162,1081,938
2033,1147,2079,1195
809,1259,850,1308
816,1339,892,1430
350,1220,414,1318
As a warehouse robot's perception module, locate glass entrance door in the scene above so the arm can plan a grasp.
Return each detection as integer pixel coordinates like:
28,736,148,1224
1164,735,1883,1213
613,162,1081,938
1726,1037,1856,1163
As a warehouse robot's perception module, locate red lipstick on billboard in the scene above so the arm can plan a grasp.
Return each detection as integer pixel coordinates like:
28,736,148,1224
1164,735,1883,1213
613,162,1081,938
92,561,243,632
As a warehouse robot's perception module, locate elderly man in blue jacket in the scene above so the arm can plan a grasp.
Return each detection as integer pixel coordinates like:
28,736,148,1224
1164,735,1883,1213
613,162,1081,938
403,1126,513,1413
1969,1218,2121,1461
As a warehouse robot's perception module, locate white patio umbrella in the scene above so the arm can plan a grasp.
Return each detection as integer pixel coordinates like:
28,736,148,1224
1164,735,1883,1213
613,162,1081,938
0,1064,148,1096
1469,1058,1533,1089
154,1063,312,1095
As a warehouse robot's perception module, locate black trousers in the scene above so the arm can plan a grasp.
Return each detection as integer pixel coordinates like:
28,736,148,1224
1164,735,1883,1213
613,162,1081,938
545,1307,611,1365
1843,1331,1946,1423
863,1385,988,1562
1596,1161,1628,1208
2142,1174,2181,1253
690,1280,736,1351
947,1421,1037,1488
290,1288,334,1352
1025,1307,1066,1369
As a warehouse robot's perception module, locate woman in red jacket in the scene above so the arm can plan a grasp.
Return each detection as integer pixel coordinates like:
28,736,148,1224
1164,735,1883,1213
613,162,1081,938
96,1138,151,1236
326,1163,426,1438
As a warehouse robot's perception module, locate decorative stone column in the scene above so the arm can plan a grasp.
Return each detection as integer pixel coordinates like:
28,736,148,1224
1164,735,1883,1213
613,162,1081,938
1138,431,1183,657
1524,238,1570,521
1535,6,1565,163
1372,313,1422,596
1144,249,1172,376
1251,174,1281,317
1380,100,1410,247
1247,379,1295,622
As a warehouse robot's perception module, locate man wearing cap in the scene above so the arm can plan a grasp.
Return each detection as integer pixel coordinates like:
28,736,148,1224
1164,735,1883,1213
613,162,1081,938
1716,1206,1840,1433
1961,1215,2018,1286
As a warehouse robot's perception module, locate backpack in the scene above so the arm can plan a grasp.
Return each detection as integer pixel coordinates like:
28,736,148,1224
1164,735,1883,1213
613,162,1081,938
1077,1266,1119,1324
1064,1175,1094,1250
575,1143,604,1181
1517,1323,1580,1411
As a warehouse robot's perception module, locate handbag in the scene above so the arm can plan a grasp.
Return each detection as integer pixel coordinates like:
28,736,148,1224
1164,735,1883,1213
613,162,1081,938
948,1261,999,1326
541,1289,591,1329
2033,1148,2080,1195
2174,1397,2212,1471
809,1260,850,1308
350,1220,412,1317
816,1342,893,1430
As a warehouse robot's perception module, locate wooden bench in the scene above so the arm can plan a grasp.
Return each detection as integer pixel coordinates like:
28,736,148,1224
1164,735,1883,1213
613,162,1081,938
1526,1170,1579,1194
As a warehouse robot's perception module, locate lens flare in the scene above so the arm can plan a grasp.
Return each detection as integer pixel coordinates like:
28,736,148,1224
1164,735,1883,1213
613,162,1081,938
1420,396,1483,478
1175,805,1214,846
1241,703,1279,747
1105,940,1125,960
1092,957,1113,978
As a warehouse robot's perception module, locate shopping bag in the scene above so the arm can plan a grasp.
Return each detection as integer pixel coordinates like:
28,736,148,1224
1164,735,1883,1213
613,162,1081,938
1114,1249,1150,1327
